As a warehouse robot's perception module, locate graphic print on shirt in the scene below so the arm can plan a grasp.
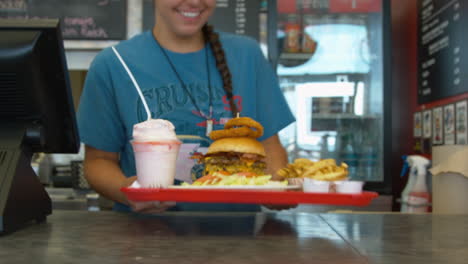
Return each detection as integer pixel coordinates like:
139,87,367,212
136,81,242,138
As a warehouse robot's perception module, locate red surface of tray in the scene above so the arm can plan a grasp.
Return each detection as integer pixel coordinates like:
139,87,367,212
121,187,379,207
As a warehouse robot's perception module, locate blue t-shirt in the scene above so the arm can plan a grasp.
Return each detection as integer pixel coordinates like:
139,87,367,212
77,31,295,212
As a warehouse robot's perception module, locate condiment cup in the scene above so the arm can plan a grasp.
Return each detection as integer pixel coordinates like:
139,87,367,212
303,178,330,193
335,181,364,194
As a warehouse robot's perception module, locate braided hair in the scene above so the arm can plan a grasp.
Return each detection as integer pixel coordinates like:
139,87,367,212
202,24,239,117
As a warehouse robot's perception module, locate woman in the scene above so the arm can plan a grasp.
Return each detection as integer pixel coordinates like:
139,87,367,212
77,0,295,213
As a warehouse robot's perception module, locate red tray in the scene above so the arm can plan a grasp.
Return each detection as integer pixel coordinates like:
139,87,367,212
121,187,379,207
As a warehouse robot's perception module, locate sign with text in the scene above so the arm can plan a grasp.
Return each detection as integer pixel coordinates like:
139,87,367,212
418,0,468,103
143,0,260,40
0,0,127,40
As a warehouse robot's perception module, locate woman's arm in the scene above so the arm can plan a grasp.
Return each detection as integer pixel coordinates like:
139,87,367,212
83,145,135,205
261,134,296,210
261,134,288,180
84,145,175,213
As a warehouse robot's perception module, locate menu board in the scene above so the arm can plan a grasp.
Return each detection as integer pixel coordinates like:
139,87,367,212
0,0,127,40
142,0,261,40
418,0,468,103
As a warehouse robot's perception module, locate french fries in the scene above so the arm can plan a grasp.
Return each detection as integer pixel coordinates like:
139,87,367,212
277,158,348,181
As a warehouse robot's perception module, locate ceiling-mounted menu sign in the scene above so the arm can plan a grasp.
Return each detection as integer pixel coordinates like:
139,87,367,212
143,0,260,40
0,0,127,40
418,0,468,103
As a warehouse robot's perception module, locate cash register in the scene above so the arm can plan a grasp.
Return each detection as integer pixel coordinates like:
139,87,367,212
0,19,79,234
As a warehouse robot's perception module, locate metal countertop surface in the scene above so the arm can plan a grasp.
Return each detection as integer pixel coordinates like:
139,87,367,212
0,211,466,264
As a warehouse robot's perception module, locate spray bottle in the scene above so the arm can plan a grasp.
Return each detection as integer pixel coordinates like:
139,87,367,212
400,156,414,212
401,155,431,213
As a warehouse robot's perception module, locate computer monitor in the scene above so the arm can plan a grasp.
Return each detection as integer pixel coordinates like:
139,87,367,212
0,19,79,234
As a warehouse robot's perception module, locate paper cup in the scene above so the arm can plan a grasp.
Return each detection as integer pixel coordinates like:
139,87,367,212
335,181,364,194
303,178,331,193
132,140,181,188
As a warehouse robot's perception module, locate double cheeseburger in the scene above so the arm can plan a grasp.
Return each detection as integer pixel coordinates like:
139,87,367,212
194,117,267,177
203,137,266,176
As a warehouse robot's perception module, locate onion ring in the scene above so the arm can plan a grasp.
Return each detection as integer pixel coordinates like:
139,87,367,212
224,117,264,138
209,126,259,141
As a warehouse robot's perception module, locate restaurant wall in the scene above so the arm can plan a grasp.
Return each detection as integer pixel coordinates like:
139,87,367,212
69,71,87,111
391,0,468,210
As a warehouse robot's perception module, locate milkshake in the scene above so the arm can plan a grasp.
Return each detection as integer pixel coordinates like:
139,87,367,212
131,119,181,188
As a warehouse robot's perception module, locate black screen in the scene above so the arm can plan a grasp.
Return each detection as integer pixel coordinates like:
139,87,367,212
0,19,79,154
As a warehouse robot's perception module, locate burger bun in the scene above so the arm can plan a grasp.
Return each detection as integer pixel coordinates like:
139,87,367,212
206,137,266,157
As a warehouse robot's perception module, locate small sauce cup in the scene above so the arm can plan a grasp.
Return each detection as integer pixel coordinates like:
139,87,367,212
303,178,331,193
335,181,364,194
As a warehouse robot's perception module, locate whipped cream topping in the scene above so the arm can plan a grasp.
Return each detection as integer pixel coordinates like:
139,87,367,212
133,119,179,142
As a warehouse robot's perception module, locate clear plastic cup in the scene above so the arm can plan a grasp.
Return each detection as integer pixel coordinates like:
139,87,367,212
131,140,181,188
175,135,210,184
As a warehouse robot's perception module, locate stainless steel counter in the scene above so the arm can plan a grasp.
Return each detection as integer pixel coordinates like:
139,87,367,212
0,211,465,264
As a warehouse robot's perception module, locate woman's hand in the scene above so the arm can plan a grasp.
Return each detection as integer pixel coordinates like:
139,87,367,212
128,200,176,214
124,175,176,214
261,135,289,181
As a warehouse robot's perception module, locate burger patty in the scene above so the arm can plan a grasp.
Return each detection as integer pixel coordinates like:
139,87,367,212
202,152,266,175
204,163,266,175
203,152,265,165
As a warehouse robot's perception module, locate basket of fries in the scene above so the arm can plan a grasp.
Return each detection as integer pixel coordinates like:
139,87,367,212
277,158,356,193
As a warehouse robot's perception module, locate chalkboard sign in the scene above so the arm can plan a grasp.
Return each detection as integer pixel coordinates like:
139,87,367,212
418,0,468,103
0,0,127,40
142,0,261,40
